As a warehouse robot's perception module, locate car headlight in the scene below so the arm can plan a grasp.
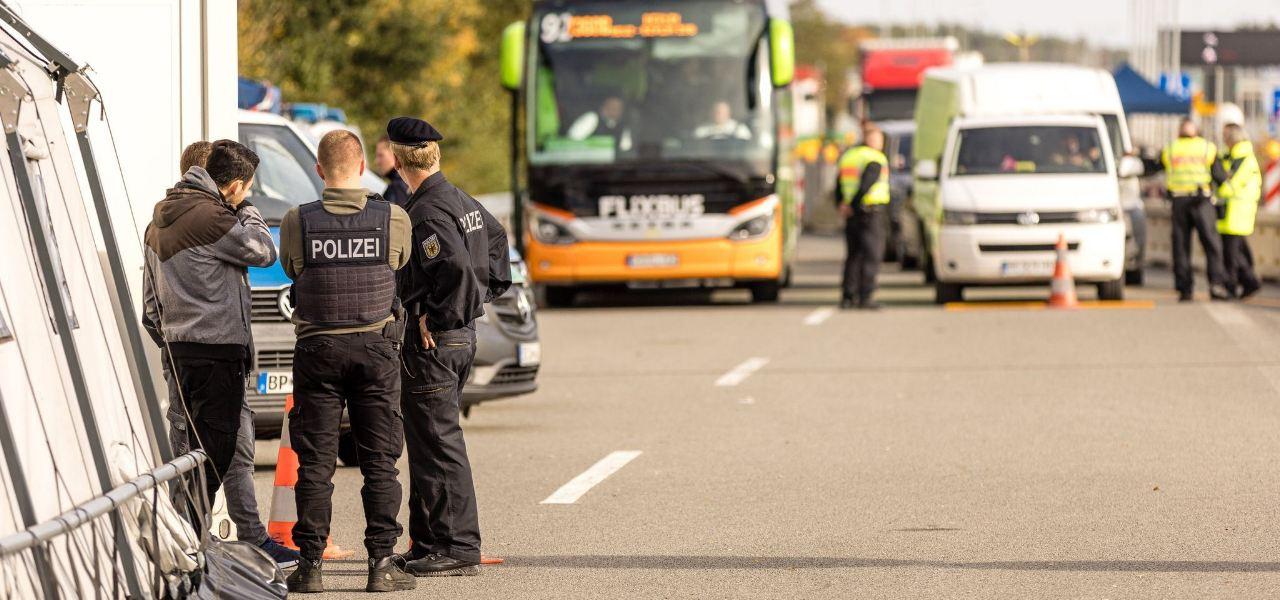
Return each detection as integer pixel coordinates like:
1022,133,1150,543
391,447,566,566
530,213,575,245
942,209,978,226
1077,207,1120,224
728,214,772,240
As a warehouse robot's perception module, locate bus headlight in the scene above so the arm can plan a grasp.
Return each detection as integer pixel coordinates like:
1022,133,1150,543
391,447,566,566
728,215,772,240
1077,207,1120,224
942,209,978,225
530,213,575,245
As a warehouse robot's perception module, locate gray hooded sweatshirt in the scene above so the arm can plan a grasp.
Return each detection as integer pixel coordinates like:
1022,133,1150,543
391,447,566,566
142,166,277,362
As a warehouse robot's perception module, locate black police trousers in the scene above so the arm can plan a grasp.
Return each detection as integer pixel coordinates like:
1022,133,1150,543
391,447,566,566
842,206,887,302
291,331,404,561
169,355,245,508
1170,195,1227,296
401,325,481,563
1222,234,1260,296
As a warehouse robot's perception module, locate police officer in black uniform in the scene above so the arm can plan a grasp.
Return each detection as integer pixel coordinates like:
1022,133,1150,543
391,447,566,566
386,117,511,577
280,130,416,594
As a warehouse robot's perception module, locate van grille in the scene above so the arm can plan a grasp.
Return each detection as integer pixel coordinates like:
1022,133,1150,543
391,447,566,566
974,211,1079,225
256,349,294,370
491,365,538,385
980,242,1080,253
252,288,289,323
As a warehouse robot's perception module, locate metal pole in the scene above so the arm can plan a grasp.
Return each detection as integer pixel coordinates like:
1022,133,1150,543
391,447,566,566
0,389,59,598
0,63,145,599
510,90,524,255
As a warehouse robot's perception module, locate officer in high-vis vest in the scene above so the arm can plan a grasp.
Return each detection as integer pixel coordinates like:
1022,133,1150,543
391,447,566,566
1160,118,1231,301
1214,123,1262,299
279,130,416,594
836,127,891,309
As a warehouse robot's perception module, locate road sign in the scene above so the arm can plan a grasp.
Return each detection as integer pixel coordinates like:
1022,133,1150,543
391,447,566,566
1180,30,1280,67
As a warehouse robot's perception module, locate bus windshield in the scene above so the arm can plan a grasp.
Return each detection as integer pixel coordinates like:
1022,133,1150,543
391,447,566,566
952,126,1107,176
529,1,773,168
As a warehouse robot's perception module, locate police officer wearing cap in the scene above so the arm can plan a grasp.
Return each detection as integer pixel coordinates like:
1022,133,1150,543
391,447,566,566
280,130,416,593
386,117,511,577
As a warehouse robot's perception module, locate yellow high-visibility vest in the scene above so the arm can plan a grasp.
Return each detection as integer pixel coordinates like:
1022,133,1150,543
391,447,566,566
838,146,890,206
1161,136,1217,196
1217,140,1261,236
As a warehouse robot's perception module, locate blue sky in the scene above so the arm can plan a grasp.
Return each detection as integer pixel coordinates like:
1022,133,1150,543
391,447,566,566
815,0,1280,48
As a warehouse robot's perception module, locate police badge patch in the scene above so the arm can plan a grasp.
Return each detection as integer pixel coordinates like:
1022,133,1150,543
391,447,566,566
422,234,441,259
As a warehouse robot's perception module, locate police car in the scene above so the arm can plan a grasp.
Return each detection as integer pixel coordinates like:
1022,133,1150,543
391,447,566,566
237,110,540,453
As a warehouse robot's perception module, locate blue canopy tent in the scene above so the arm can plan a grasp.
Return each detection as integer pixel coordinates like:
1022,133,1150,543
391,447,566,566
1112,63,1190,115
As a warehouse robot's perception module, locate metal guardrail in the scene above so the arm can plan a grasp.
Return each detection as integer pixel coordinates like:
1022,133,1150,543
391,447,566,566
1143,197,1280,280
0,450,207,557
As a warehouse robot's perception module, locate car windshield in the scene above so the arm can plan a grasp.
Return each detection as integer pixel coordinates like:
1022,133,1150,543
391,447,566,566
952,126,1106,176
530,1,773,167
239,123,323,223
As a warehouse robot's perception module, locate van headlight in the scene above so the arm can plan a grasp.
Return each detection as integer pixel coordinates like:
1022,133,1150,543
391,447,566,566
728,214,773,240
530,213,575,245
1077,207,1120,224
942,209,978,225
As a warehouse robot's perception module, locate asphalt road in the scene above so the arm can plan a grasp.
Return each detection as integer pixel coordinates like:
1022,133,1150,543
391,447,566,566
253,234,1280,598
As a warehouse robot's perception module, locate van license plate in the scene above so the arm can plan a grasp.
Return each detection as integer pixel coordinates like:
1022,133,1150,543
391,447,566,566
1000,261,1056,277
256,371,293,395
518,342,541,367
626,253,678,269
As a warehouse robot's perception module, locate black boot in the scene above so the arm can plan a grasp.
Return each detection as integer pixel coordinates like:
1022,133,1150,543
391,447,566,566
367,556,417,592
286,558,323,594
402,553,481,577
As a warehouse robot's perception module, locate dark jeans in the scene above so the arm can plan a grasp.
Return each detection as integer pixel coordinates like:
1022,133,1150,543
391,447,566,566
290,331,405,560
842,207,887,301
168,400,268,545
401,326,481,563
169,355,246,508
1170,195,1227,295
1222,234,1260,295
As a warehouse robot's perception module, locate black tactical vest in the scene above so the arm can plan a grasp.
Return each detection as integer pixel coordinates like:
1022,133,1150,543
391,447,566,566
294,198,395,327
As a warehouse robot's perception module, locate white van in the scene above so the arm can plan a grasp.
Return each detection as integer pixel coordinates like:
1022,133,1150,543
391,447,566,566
912,64,1144,303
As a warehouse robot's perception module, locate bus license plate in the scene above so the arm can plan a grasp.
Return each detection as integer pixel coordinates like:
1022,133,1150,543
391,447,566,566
627,253,678,269
256,371,293,395
1000,260,1056,277
518,342,541,367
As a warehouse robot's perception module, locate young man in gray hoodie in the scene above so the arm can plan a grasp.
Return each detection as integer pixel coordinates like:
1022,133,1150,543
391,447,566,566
142,140,276,509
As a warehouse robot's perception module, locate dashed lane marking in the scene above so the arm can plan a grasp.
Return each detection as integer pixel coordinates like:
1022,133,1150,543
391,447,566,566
715,357,770,387
541,450,642,505
803,307,835,326
944,300,1156,312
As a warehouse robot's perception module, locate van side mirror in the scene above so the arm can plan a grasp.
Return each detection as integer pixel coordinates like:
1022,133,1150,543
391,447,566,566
914,159,939,181
500,21,526,91
1118,155,1144,178
769,19,795,87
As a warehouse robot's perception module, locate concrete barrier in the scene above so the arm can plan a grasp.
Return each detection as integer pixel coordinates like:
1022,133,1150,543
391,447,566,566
1143,196,1280,280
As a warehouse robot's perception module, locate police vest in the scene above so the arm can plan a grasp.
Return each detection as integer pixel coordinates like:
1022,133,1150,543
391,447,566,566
1162,136,1217,196
838,146,890,206
294,199,395,327
1217,140,1261,236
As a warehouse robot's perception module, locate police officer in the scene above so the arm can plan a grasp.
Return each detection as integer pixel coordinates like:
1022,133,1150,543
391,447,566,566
1160,118,1231,302
836,127,891,310
1214,123,1262,299
385,117,511,577
280,130,416,594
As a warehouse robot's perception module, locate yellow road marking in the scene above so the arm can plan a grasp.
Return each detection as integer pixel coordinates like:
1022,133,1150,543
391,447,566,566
945,300,1156,312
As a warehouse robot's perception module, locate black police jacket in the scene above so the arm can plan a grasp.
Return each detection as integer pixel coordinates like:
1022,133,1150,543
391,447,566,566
398,172,511,333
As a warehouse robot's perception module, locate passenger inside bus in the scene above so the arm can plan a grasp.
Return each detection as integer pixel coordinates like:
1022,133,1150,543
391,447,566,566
694,101,752,141
567,96,633,151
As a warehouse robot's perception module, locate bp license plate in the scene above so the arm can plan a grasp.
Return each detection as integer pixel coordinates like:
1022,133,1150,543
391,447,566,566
626,253,678,269
256,371,293,395
518,342,541,367
1000,260,1056,277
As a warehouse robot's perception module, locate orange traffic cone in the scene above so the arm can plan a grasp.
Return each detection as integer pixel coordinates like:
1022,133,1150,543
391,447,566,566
267,394,354,560
1047,233,1078,309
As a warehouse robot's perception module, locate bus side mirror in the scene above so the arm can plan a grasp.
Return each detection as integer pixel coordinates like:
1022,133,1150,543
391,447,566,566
915,159,939,181
501,21,526,91
769,19,795,88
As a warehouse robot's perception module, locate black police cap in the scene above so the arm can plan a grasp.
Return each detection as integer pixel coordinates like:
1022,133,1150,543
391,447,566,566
386,116,444,146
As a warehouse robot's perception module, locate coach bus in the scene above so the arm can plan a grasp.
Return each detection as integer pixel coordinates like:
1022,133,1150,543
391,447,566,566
500,0,799,305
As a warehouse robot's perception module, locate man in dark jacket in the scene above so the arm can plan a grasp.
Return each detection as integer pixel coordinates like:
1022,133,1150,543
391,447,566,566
142,140,276,506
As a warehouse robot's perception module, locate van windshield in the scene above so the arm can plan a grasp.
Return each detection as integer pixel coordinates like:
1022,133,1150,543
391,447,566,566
953,126,1106,176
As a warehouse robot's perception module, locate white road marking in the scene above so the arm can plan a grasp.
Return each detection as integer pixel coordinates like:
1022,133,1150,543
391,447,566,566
739,396,756,405
1206,303,1251,327
715,357,770,387
541,451,642,505
803,307,835,326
